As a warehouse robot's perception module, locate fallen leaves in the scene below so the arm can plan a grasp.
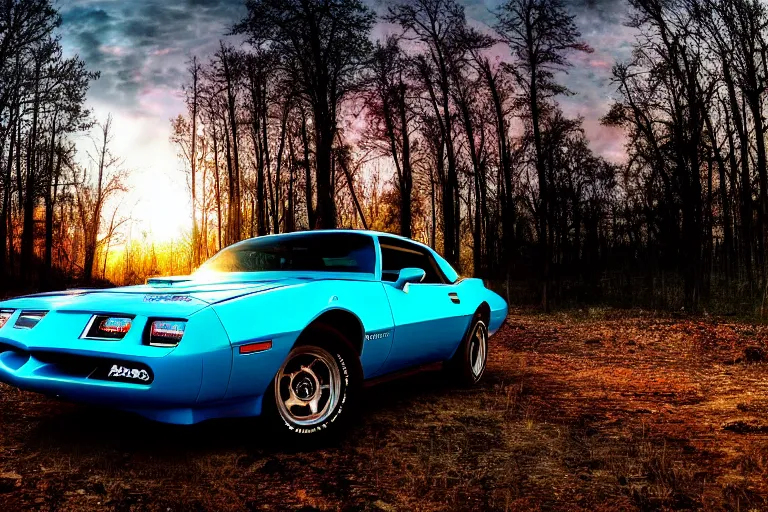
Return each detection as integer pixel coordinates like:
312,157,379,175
0,308,766,511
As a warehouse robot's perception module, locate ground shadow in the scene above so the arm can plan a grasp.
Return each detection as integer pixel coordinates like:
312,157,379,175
21,366,475,457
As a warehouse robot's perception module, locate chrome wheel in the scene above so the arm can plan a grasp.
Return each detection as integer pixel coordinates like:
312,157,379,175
275,346,341,427
468,321,487,378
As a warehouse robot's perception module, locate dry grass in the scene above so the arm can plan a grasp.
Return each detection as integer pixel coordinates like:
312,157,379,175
1,308,767,511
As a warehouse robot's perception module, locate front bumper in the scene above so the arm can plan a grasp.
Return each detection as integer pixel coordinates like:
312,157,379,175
0,307,233,414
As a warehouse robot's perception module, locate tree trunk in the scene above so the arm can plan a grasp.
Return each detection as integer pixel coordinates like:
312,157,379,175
221,45,241,241
21,58,41,280
43,132,60,289
223,114,236,245
190,57,200,267
0,105,16,278
486,63,515,273
313,121,336,229
273,99,290,233
300,109,315,228
397,86,413,239
529,61,550,312
212,119,223,251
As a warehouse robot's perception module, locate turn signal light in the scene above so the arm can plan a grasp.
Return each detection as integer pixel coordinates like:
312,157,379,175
0,310,14,329
148,320,186,347
239,340,272,354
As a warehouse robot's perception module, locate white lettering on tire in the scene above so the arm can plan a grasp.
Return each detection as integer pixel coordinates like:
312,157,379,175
284,352,350,434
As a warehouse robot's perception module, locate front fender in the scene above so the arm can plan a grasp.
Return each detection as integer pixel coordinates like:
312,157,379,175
212,280,394,400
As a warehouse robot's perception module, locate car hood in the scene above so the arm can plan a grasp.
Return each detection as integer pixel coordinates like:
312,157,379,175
0,275,305,317
111,275,299,304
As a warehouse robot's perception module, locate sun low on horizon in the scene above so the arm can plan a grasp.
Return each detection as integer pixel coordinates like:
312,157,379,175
78,99,193,244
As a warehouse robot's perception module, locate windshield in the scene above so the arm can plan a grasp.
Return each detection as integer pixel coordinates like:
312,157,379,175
197,232,376,274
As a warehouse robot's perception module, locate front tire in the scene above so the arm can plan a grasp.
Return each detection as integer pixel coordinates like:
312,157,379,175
447,316,488,385
265,329,360,442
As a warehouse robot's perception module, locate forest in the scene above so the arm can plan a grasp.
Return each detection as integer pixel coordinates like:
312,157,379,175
2,0,768,314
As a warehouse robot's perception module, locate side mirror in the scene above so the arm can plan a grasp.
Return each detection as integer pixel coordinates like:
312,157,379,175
394,267,426,290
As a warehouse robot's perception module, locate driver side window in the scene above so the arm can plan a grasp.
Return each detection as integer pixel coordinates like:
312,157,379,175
379,238,446,284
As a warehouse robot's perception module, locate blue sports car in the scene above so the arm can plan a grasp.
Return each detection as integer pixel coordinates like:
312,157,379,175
0,230,507,438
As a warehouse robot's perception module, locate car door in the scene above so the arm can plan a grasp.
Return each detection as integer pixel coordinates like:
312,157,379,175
377,237,469,375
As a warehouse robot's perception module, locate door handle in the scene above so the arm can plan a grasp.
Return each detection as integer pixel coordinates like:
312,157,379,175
448,292,460,304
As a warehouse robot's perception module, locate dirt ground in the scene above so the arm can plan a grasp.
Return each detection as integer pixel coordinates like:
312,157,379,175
1,308,767,511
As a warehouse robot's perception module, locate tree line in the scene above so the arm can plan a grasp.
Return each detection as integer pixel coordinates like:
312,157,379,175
0,0,126,291
4,0,768,314
605,0,768,312
173,0,617,311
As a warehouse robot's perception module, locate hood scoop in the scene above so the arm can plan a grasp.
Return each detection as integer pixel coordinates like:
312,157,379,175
146,276,194,286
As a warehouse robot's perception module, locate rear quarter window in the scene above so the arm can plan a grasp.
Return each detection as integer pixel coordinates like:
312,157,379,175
378,236,454,284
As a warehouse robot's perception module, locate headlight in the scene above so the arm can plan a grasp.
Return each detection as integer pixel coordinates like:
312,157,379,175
0,309,14,329
83,315,133,340
148,320,186,347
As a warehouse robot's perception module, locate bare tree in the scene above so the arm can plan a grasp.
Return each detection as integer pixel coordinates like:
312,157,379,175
497,0,593,311
364,37,417,238
387,0,468,268
78,115,127,282
234,0,375,230
185,56,202,267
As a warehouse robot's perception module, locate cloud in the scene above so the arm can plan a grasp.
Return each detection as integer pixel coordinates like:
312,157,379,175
560,0,635,161
60,0,246,108
60,0,633,131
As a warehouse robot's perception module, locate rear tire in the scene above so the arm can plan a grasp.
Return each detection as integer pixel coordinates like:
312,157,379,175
446,315,488,386
264,326,361,443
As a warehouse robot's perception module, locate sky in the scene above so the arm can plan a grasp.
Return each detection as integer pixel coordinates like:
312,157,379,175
57,0,634,242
